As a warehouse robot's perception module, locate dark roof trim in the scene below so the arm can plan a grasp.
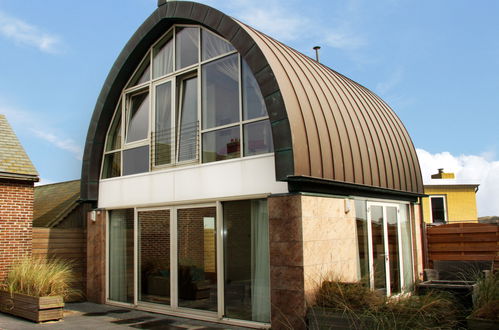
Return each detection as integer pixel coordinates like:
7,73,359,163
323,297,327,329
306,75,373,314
287,176,424,203
0,172,39,182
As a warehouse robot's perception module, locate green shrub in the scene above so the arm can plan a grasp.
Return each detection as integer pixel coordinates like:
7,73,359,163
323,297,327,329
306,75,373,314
1,257,75,298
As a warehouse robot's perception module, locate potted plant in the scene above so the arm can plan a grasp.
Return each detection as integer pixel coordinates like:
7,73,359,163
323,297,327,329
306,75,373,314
0,257,75,322
467,272,499,330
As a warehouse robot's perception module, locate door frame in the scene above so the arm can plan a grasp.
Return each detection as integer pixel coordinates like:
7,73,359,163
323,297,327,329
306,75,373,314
366,202,405,296
133,202,220,318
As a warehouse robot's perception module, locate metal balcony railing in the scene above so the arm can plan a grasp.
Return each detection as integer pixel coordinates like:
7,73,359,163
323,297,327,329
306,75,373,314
151,121,199,166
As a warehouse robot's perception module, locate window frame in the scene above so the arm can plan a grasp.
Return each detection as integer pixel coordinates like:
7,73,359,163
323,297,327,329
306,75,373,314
100,24,272,180
429,195,447,223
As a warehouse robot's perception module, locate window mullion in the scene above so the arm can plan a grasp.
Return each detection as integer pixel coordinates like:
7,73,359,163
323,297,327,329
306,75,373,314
238,54,243,156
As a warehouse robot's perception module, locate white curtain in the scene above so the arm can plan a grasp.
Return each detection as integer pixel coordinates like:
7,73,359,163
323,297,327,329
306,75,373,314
399,205,414,291
202,29,234,61
153,38,173,79
109,210,127,302
250,199,271,323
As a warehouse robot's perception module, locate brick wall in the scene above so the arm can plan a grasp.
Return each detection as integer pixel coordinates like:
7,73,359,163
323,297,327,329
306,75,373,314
0,179,34,281
139,209,170,271
177,207,216,270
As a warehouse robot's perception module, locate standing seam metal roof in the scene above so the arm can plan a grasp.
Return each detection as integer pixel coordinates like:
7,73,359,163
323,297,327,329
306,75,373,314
81,1,423,200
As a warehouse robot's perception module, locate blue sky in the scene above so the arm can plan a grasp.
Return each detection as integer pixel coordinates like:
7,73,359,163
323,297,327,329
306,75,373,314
0,0,498,215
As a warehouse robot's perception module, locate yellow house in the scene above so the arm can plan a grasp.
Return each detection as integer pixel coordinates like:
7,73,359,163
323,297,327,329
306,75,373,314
422,169,479,223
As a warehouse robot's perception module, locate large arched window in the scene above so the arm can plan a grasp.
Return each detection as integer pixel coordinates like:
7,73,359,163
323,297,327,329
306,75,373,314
102,25,273,179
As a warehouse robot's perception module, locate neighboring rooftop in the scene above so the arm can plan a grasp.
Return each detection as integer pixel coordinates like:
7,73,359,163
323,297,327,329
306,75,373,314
34,180,80,227
424,168,479,186
0,114,38,180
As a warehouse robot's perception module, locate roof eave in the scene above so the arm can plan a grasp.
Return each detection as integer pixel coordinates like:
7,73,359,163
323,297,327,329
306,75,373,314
0,172,39,182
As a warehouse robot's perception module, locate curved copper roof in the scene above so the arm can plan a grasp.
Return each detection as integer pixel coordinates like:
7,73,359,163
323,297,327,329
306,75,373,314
81,1,423,201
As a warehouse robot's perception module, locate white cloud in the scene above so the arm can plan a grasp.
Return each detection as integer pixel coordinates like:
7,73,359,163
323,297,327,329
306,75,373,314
417,148,499,217
0,11,62,54
0,101,83,160
31,129,83,160
203,0,365,52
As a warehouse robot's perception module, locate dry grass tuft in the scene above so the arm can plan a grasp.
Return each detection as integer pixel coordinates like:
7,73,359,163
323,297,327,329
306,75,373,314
1,257,76,298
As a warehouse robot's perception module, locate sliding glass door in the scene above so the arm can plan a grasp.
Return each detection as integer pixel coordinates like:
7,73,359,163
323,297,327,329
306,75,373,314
108,199,270,323
177,206,217,312
138,209,171,305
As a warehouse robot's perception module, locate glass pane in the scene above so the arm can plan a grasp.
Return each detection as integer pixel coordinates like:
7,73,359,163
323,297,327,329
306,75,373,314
223,199,270,323
105,105,122,152
201,29,235,61
177,207,217,312
138,209,171,305
108,209,134,303
155,82,172,166
129,57,151,87
102,152,121,179
176,27,199,70
370,205,386,293
244,120,273,156
242,60,267,120
387,206,400,294
202,54,239,129
431,197,446,223
123,146,149,175
178,77,198,162
202,126,240,163
126,91,149,143
153,35,173,78
355,200,369,281
399,205,413,291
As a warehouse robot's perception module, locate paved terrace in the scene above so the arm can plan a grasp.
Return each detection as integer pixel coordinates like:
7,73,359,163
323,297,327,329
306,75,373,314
0,302,248,330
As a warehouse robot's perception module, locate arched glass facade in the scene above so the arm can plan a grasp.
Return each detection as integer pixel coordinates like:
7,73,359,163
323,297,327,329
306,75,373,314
102,25,273,179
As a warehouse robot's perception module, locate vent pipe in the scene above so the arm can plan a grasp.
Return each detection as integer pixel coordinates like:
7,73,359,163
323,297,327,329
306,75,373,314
313,46,321,62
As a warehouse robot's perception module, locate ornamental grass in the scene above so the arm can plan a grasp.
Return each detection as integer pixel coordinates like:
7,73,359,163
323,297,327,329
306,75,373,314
1,257,75,298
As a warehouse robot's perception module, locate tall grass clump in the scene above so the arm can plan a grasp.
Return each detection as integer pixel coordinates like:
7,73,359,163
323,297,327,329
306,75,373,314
471,272,499,321
2,257,75,298
313,279,460,329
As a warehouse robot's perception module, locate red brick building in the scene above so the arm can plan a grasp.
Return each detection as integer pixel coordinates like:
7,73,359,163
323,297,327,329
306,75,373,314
0,114,39,281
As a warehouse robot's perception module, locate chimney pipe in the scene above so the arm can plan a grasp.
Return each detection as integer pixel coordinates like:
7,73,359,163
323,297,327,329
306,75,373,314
438,168,444,174
313,46,321,62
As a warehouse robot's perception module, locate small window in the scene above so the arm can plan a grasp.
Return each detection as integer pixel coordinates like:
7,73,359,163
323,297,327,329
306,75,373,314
102,152,121,179
242,60,266,120
153,34,173,79
177,76,198,162
123,146,149,175
105,104,122,152
202,54,239,129
430,196,447,223
128,56,150,87
175,27,199,70
202,29,234,61
154,81,173,166
126,91,149,143
202,126,240,163
243,120,273,156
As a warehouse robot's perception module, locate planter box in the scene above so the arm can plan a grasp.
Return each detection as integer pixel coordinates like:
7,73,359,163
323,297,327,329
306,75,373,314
0,291,64,322
467,316,498,330
307,307,373,330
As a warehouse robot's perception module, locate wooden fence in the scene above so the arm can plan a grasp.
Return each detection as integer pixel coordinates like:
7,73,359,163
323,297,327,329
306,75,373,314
425,223,499,270
32,228,86,301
